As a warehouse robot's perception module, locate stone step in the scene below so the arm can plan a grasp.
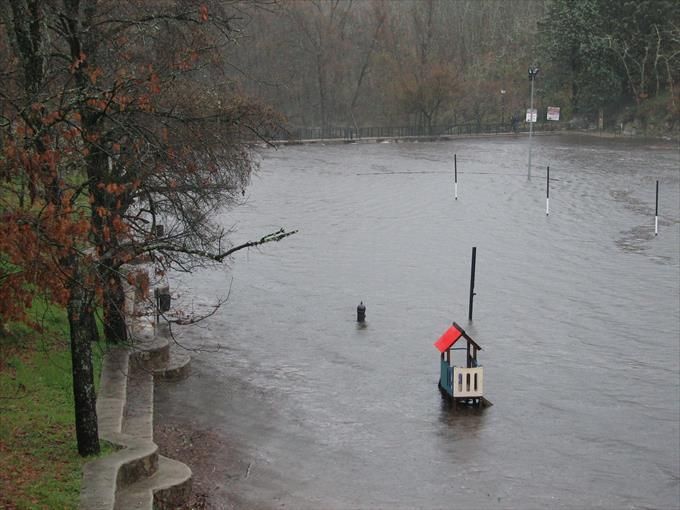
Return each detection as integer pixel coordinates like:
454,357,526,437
80,435,158,510
154,351,191,382
82,273,193,510
96,348,129,435
122,364,154,441
111,436,158,490
113,455,192,510
131,325,170,371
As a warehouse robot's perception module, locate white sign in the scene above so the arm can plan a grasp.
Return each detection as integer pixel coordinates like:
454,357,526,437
547,106,560,121
526,108,537,123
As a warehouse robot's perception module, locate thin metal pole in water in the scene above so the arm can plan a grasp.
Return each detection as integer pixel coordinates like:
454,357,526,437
468,247,477,321
454,154,458,200
546,166,550,215
655,180,659,235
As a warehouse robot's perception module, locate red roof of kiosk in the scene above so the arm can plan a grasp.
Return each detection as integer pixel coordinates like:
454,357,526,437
434,324,463,353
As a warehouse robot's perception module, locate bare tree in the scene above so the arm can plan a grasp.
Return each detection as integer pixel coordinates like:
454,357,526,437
1,0,294,456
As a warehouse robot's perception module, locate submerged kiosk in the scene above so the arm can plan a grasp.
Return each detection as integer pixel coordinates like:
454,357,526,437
434,322,491,407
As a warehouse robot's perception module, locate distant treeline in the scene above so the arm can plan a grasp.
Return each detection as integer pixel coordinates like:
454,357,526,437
228,0,679,132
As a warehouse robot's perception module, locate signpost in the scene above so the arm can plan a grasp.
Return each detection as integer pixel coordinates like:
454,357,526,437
527,66,539,179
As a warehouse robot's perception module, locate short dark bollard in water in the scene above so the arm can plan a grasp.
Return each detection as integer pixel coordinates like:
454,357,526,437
357,301,366,322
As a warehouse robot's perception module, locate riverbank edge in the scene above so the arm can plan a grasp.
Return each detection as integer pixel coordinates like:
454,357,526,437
79,274,192,510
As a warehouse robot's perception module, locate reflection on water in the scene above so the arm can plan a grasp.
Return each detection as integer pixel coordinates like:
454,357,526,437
156,134,680,510
438,398,487,426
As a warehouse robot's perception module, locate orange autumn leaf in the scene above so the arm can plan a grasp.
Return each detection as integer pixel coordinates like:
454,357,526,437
199,4,209,21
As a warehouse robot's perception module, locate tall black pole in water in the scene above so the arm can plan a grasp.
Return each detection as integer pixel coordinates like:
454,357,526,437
468,247,477,321
655,180,659,236
454,154,458,200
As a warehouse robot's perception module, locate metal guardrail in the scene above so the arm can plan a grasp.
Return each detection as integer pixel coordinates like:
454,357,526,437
275,122,561,141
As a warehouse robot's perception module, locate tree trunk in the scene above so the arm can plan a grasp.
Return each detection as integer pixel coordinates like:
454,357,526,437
67,260,100,457
102,267,127,344
85,306,99,343
316,52,327,137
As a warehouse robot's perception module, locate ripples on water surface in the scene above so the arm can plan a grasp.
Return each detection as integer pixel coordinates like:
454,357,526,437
157,134,680,509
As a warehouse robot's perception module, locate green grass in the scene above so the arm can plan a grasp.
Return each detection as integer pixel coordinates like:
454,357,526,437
0,299,112,509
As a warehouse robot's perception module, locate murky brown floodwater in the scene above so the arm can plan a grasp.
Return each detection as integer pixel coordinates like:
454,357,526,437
156,134,680,509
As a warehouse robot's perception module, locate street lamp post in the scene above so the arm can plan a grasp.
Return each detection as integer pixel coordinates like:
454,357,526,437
527,66,539,179
500,89,506,127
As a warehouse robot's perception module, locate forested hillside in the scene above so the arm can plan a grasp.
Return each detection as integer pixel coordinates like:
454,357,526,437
229,0,679,133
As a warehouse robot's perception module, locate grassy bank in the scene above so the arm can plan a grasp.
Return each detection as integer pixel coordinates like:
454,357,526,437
0,300,109,509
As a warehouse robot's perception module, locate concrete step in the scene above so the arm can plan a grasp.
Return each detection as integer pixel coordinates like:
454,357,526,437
154,351,191,382
113,455,192,510
82,345,161,509
96,348,129,435
82,274,193,510
131,324,170,371
111,435,158,490
80,435,158,510
122,364,154,441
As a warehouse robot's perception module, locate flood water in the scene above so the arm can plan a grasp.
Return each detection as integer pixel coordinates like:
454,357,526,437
155,134,680,510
